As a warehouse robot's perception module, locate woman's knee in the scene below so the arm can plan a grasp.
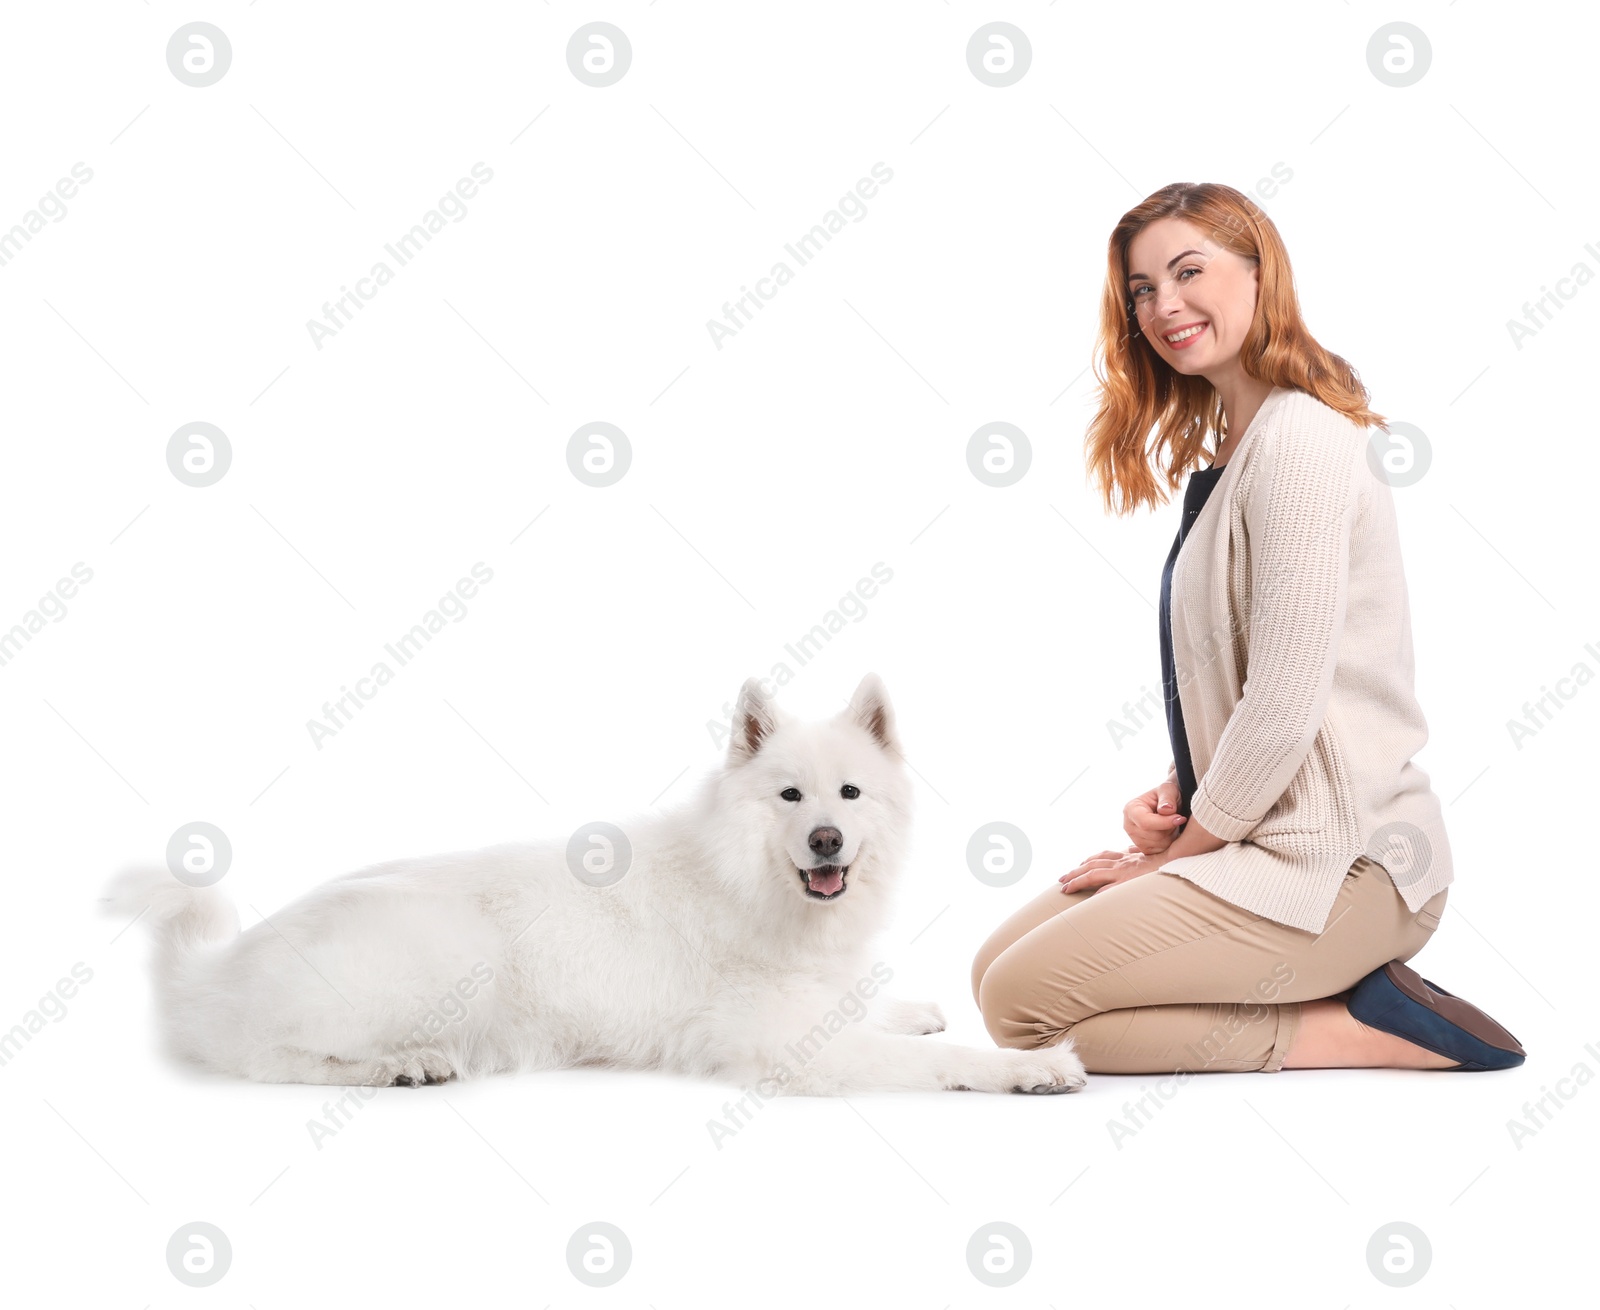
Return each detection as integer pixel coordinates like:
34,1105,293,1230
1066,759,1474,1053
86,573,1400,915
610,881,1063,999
975,955,1074,1051
970,932,1015,1008
968,888,1085,1010
970,947,990,1009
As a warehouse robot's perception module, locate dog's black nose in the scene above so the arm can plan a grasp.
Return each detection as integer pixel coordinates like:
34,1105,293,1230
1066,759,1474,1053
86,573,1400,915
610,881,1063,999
808,827,843,859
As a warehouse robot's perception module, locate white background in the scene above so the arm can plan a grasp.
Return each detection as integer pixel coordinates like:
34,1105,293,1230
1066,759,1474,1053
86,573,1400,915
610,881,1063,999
1,1,1593,1304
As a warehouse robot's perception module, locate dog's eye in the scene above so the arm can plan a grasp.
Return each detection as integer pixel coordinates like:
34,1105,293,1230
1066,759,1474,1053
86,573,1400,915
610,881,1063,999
840,784,860,800
780,787,801,802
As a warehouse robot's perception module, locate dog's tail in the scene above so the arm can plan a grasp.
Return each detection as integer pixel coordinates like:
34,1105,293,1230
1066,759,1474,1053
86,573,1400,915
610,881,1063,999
100,863,240,992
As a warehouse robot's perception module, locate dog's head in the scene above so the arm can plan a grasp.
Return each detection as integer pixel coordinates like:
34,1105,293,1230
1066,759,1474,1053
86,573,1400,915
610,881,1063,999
721,672,911,906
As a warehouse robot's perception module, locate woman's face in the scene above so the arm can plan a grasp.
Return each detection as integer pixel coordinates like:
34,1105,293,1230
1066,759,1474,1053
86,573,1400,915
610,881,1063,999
1124,216,1259,378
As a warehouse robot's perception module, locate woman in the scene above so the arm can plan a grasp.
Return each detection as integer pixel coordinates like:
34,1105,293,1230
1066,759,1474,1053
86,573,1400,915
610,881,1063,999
970,182,1524,1075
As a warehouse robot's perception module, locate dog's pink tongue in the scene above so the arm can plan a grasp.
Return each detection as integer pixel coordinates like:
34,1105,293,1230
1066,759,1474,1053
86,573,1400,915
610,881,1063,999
809,868,844,896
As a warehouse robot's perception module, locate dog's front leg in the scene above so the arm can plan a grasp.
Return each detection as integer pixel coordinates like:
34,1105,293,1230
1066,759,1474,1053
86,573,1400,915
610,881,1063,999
747,1022,1087,1096
866,992,947,1036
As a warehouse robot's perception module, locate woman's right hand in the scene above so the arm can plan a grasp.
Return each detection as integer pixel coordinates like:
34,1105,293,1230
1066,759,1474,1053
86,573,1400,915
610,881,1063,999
1124,776,1187,854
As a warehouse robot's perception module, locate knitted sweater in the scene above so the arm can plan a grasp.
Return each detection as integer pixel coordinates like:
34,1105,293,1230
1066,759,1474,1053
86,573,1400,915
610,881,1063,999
1155,384,1454,934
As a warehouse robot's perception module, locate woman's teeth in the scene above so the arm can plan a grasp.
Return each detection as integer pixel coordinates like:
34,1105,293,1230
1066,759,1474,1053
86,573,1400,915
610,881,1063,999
1165,323,1207,345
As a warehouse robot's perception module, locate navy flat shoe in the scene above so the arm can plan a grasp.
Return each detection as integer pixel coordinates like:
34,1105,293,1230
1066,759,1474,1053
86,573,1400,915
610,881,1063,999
1347,960,1526,1071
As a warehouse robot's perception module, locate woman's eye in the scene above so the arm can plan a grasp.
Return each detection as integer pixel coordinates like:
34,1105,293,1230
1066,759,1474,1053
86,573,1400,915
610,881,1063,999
1130,266,1200,299
840,784,860,800
780,787,801,802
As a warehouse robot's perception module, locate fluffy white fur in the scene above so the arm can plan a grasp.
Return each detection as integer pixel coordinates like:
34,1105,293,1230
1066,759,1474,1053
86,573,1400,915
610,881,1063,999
101,674,1085,1096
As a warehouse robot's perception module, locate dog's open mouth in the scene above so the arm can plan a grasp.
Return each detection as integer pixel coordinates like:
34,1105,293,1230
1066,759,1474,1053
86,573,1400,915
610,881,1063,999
798,864,850,900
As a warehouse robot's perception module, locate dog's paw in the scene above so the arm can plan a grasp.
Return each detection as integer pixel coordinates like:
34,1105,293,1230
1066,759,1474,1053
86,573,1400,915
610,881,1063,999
946,1044,1087,1094
385,1052,457,1087
873,997,947,1036
1005,1045,1087,1095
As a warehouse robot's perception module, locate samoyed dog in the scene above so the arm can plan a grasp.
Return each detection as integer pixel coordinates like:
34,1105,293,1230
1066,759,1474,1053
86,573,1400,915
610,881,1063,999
101,673,1086,1097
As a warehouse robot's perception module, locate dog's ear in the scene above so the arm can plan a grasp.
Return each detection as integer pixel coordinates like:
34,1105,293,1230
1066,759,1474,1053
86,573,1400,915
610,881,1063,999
842,672,901,756
727,677,782,766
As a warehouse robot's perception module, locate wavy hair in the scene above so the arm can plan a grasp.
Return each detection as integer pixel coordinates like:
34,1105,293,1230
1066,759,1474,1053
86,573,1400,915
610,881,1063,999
1085,182,1386,517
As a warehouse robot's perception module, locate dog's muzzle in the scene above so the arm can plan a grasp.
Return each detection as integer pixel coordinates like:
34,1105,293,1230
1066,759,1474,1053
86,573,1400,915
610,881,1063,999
798,863,849,900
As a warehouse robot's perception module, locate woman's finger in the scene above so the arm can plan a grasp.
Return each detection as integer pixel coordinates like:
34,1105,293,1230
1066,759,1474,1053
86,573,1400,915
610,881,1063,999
1060,865,1109,886
1062,855,1113,879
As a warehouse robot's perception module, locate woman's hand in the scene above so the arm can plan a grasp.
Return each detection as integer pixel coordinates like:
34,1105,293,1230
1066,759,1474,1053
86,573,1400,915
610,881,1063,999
1058,844,1167,894
1124,776,1187,854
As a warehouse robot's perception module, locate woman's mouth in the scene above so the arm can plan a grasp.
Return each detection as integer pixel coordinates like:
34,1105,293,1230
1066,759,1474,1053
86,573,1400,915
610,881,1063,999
1163,321,1209,349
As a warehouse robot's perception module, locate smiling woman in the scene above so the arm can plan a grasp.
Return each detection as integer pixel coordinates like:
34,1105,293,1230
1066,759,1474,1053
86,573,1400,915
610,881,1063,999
970,182,1526,1078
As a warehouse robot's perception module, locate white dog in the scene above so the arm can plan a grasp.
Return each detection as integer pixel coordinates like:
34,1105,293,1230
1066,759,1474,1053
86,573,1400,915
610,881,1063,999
102,673,1086,1097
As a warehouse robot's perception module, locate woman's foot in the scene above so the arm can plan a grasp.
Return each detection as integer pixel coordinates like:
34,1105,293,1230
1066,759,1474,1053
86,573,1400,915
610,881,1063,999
1346,961,1526,1071
1282,995,1461,1070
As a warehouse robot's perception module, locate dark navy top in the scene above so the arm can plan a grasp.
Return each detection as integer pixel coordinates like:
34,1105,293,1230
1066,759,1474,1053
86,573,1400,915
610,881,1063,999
1159,462,1227,817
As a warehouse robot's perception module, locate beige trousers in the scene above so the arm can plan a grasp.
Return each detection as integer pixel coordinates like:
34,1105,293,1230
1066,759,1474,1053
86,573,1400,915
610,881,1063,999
970,854,1447,1073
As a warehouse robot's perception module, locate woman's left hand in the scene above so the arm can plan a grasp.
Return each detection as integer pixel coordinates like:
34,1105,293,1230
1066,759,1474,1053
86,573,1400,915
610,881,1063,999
1059,844,1165,894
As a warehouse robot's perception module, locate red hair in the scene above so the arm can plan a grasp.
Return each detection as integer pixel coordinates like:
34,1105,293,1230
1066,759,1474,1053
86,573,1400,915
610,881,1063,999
1085,182,1386,517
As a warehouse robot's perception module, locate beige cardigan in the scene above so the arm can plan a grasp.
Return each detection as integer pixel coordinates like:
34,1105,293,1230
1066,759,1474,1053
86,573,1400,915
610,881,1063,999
1157,384,1454,933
